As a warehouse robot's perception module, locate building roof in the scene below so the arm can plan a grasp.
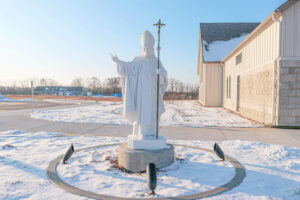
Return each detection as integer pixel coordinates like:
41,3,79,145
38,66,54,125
200,23,260,62
198,0,299,66
34,86,84,92
276,0,299,13
222,0,299,63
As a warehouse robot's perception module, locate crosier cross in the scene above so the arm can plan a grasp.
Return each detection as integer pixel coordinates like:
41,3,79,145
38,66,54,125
153,19,165,139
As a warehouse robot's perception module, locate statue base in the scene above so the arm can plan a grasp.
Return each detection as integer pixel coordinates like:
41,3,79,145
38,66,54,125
118,143,174,173
128,134,167,150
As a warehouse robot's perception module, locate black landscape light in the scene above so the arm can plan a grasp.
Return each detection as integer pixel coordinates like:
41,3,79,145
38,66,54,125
63,144,74,164
214,143,225,161
146,163,157,195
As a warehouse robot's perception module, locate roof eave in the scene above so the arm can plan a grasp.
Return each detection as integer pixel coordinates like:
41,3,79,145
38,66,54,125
222,13,279,63
203,61,222,64
276,0,299,13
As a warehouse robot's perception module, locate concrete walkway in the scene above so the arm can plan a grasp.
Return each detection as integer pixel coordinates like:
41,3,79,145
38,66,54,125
1,101,300,147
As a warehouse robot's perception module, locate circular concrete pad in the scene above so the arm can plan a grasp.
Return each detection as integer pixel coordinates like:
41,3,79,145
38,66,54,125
47,143,246,199
118,143,174,173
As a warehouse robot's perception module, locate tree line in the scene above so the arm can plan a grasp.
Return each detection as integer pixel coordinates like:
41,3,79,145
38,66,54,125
0,77,198,99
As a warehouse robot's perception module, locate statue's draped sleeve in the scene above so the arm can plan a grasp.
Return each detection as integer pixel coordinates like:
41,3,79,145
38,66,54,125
158,60,168,116
117,58,139,122
159,60,168,95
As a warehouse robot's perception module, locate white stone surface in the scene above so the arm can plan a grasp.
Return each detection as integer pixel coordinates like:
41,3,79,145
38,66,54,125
128,134,167,150
111,30,168,141
118,143,174,172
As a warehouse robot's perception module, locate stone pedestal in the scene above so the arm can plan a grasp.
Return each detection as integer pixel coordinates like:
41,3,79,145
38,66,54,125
128,134,167,150
118,143,174,173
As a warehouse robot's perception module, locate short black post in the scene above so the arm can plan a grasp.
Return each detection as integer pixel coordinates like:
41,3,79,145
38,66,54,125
63,144,74,164
214,143,225,161
146,163,157,195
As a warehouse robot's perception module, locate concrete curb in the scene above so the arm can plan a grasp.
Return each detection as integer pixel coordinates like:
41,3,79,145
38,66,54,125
47,143,246,200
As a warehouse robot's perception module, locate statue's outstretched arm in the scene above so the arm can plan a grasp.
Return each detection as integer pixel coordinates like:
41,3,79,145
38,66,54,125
110,53,120,63
110,54,137,76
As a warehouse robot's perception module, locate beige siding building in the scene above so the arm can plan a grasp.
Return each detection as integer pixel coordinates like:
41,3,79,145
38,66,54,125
198,0,300,126
198,23,259,106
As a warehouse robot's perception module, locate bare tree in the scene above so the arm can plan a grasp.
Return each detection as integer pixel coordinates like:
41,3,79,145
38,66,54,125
38,78,59,86
39,78,47,86
178,81,184,93
71,78,84,87
19,79,30,88
0,75,199,99
86,77,101,94
173,80,183,93
48,79,59,86
185,83,192,93
106,77,121,94
168,78,176,93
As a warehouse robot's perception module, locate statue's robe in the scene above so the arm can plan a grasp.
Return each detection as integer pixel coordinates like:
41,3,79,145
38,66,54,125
117,56,168,134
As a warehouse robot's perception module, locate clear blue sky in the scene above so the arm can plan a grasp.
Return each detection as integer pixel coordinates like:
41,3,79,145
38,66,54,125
0,0,287,86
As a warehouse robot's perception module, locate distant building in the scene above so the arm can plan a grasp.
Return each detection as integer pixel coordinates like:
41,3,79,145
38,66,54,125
198,0,300,126
34,86,84,96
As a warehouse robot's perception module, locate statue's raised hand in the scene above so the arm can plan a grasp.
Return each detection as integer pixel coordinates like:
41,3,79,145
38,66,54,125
110,53,119,63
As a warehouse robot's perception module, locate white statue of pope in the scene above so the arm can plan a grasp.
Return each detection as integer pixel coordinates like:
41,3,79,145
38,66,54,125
110,30,168,150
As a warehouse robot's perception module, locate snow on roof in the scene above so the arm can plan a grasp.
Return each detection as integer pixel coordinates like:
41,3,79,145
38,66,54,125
202,33,249,62
200,23,259,62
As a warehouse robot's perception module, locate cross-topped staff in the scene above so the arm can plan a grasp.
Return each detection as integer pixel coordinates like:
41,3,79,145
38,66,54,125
153,19,165,139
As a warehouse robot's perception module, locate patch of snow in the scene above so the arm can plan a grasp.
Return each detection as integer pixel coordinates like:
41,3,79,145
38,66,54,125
58,145,234,198
43,99,83,104
0,130,300,199
92,95,121,98
31,100,259,127
203,33,249,62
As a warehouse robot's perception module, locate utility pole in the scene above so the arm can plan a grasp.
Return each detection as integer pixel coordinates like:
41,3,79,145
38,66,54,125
31,81,34,114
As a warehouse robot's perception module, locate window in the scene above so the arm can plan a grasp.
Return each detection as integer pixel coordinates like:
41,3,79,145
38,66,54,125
235,53,242,65
226,76,231,99
226,77,229,98
229,76,231,98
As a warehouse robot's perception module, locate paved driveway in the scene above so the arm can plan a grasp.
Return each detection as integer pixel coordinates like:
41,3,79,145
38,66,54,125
1,100,300,147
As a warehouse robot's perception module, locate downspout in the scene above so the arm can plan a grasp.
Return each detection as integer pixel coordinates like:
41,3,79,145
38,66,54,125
221,61,224,107
271,12,281,126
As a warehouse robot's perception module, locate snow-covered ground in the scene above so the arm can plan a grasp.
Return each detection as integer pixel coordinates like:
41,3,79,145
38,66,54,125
59,144,235,198
31,100,259,127
0,130,300,199
43,99,83,104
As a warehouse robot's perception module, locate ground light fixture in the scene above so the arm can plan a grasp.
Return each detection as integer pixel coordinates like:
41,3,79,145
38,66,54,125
146,163,157,195
63,144,74,164
214,143,225,161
